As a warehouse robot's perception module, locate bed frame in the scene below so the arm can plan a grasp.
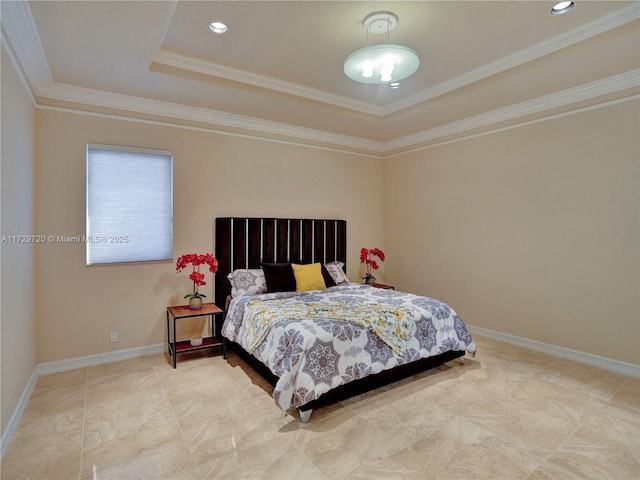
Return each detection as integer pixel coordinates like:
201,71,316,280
214,216,464,421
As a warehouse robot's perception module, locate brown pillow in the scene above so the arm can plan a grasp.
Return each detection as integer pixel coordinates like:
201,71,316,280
262,263,296,293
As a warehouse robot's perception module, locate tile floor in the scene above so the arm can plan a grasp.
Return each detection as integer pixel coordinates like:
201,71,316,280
1,336,638,479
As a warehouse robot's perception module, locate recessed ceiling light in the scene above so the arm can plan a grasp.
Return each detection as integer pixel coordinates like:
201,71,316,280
550,1,575,15
207,21,228,34
389,82,402,89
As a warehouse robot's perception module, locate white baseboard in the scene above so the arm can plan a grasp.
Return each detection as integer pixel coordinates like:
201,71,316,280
1,343,165,459
36,343,165,375
467,325,640,378
3,332,639,459
0,368,38,459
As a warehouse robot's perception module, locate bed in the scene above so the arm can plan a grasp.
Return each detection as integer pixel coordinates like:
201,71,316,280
215,217,476,422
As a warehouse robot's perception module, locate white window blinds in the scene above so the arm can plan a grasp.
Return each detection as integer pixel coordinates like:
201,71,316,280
86,144,173,265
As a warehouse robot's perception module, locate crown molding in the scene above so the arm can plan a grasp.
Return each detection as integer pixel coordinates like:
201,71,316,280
152,4,639,117
37,81,385,154
385,69,640,152
151,49,385,116
0,0,51,90
38,69,638,157
1,28,37,106
3,1,638,155
383,3,640,115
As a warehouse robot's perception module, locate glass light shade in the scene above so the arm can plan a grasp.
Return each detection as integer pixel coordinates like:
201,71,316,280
344,44,419,84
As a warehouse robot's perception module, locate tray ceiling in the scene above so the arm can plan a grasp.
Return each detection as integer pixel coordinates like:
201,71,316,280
2,1,639,155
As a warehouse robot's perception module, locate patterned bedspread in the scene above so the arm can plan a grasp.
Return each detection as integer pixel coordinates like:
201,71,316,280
222,284,477,412
243,300,415,354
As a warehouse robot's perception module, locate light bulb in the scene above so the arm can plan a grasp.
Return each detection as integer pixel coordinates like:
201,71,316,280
550,1,574,14
361,60,374,78
207,22,228,34
380,61,394,82
382,55,396,72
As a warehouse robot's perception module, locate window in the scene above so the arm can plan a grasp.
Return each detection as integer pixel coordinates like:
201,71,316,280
86,144,173,265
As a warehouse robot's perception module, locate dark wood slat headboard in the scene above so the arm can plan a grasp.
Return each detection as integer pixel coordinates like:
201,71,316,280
214,217,347,308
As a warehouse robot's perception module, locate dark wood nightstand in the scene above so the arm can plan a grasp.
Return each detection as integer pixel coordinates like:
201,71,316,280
166,302,225,368
369,282,395,290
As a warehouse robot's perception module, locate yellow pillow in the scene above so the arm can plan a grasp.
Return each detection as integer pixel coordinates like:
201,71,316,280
292,263,327,292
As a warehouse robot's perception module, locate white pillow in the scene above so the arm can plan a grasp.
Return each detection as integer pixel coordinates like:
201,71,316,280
324,262,349,285
227,269,267,297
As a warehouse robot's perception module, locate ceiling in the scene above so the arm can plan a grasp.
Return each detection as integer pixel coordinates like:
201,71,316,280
2,1,639,156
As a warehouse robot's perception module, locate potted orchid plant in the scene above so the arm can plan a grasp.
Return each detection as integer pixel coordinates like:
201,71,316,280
176,253,218,310
360,247,385,284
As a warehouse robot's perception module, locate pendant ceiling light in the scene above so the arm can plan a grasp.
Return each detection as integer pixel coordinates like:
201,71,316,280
344,11,419,85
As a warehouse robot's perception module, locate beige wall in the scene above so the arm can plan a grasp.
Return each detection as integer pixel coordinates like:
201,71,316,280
384,100,640,365
1,46,37,434
3,54,637,442
34,109,385,362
